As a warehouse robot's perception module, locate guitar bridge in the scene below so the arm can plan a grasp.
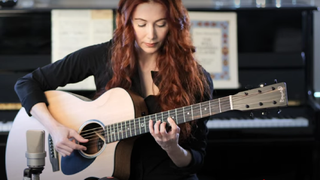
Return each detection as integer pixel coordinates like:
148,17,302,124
48,134,60,172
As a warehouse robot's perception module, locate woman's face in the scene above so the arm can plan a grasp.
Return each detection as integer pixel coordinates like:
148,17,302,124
132,2,169,55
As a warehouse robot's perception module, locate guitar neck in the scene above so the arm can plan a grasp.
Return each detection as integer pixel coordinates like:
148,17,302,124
104,96,232,144
103,82,288,144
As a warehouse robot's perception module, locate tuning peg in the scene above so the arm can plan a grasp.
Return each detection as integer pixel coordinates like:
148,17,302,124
274,79,278,83
259,83,267,87
250,111,254,118
277,108,282,114
262,110,268,116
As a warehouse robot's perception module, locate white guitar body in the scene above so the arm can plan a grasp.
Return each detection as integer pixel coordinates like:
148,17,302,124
6,88,145,180
6,82,288,180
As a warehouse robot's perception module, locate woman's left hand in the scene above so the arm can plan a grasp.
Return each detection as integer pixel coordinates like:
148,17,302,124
149,117,180,151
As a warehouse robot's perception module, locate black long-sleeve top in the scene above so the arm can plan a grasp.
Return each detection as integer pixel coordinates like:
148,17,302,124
14,40,214,180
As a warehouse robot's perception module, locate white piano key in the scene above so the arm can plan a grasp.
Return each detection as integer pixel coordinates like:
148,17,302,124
0,121,13,132
206,117,309,129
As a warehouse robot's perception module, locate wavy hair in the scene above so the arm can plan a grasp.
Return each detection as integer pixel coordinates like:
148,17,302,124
106,0,210,141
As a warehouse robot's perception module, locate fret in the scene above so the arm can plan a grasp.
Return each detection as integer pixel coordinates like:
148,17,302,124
138,117,142,134
133,119,137,136
115,123,119,141
122,122,126,139
124,121,128,138
110,124,114,142
113,123,117,141
184,106,193,122
110,124,115,142
146,115,151,132
115,123,118,141
117,123,120,141
175,108,179,124
229,95,233,110
220,97,231,112
182,107,186,122
129,119,134,137
109,124,112,142
106,125,110,143
117,123,121,140
199,103,202,118
163,111,169,123
218,98,222,113
136,119,141,135
120,122,124,139
174,108,179,124
209,100,212,116
143,116,147,133
191,105,194,120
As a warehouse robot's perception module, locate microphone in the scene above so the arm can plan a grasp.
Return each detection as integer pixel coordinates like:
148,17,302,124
24,130,46,180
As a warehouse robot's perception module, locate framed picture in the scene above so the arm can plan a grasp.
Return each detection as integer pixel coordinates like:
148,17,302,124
189,12,239,89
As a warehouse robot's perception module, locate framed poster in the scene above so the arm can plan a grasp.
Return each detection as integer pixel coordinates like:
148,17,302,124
51,9,113,90
189,12,239,89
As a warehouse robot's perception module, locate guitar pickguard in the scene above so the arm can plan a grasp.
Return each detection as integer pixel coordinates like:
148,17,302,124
61,150,95,175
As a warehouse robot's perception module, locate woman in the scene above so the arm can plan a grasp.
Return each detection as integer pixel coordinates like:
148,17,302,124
15,0,214,179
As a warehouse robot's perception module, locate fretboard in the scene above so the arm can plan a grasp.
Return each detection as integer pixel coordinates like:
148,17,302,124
104,96,232,144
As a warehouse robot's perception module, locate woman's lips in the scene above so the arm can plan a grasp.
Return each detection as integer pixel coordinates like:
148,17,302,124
145,42,157,47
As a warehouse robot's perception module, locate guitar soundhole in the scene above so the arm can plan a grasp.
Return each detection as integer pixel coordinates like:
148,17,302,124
79,121,105,158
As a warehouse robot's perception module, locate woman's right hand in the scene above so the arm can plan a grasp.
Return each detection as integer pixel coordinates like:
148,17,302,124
50,124,88,157
30,102,88,157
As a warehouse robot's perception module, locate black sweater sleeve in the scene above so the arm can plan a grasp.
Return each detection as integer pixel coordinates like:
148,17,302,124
170,68,214,174
14,41,113,116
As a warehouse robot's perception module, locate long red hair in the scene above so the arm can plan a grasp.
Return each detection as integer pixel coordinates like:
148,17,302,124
106,0,210,140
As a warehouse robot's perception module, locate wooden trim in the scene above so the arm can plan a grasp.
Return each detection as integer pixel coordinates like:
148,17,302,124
0,103,21,110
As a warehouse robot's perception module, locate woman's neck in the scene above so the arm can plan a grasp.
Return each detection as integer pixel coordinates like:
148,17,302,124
138,50,158,72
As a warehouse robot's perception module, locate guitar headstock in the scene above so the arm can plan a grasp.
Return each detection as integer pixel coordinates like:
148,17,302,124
232,82,288,111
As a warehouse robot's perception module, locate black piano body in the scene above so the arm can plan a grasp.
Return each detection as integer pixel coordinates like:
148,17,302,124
0,4,320,180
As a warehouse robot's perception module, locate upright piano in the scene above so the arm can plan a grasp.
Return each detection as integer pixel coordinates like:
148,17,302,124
0,3,319,180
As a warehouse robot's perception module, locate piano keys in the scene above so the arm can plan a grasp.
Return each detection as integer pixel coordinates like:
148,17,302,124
207,116,308,129
0,121,12,133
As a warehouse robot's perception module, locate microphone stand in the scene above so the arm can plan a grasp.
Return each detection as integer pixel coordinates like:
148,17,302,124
23,167,44,180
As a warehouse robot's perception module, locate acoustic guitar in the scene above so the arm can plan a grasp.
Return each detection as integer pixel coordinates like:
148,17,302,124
6,82,288,180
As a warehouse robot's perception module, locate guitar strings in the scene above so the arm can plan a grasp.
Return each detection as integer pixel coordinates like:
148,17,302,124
79,98,230,136
81,110,281,148
79,93,278,141
79,89,277,139
78,99,231,147
78,91,280,147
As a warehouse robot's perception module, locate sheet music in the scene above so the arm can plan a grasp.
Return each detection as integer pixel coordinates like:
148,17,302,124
52,9,113,90
189,12,239,89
